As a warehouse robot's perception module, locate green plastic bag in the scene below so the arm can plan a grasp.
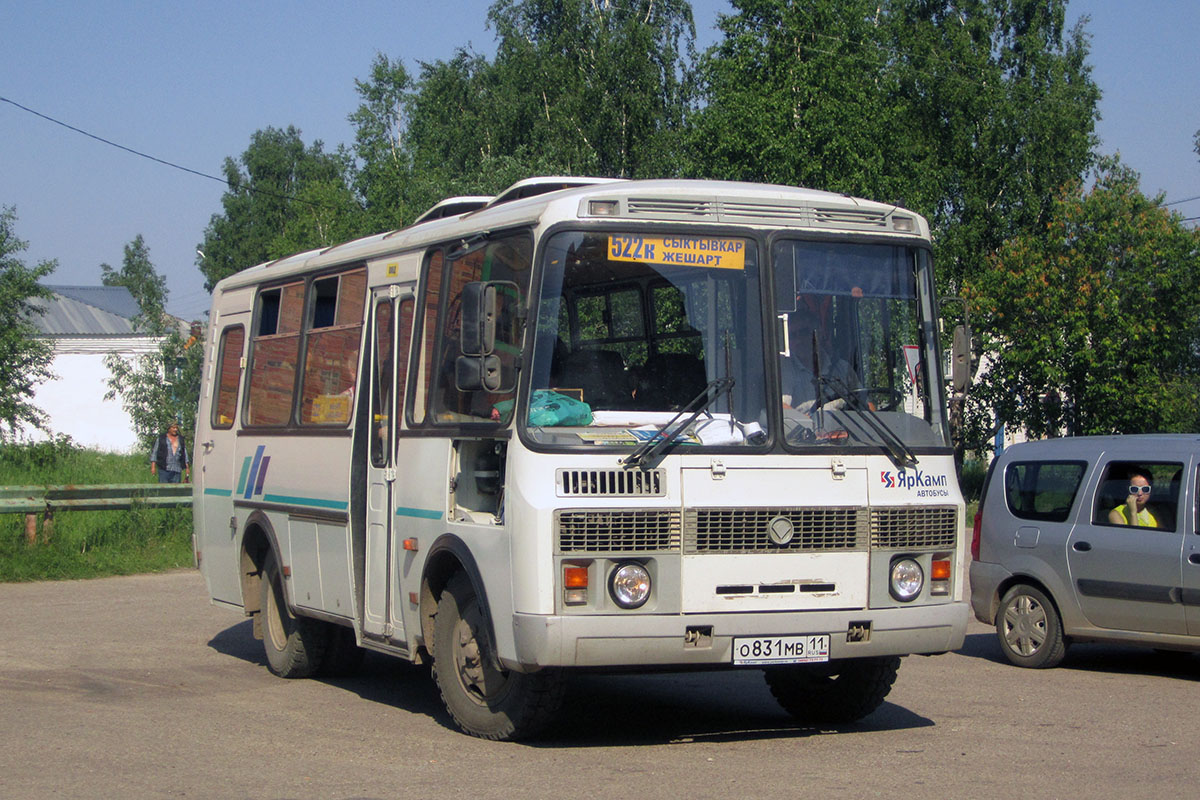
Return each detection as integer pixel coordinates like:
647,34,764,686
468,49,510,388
495,390,593,427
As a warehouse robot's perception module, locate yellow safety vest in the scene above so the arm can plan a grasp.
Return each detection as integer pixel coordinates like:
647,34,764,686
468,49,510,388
1111,505,1158,528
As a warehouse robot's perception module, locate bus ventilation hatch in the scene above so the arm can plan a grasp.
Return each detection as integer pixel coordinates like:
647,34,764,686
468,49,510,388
557,468,666,497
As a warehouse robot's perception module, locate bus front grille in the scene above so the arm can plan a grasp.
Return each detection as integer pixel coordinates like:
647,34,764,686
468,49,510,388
870,506,958,549
555,509,681,553
683,507,867,553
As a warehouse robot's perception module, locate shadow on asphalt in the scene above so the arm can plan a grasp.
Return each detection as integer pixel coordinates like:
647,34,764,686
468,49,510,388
208,619,935,745
955,629,1199,681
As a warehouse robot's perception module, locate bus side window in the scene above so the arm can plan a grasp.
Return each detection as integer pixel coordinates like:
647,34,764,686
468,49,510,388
417,236,531,426
370,299,394,467
396,297,415,423
299,268,366,426
212,326,245,429
247,281,304,426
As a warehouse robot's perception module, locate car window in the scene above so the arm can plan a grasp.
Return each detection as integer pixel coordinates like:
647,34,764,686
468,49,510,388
1004,461,1086,522
1091,461,1182,532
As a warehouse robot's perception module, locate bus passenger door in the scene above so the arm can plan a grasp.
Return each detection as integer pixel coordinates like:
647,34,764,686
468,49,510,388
362,287,414,642
196,316,248,604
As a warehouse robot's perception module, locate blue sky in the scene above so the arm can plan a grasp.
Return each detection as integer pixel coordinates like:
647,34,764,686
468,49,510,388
2,1,1197,322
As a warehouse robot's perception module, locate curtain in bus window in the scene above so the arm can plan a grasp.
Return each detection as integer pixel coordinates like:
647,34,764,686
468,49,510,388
300,268,366,426
213,326,245,429
247,281,305,426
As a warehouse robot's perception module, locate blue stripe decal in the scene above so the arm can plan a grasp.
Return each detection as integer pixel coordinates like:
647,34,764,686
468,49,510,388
236,457,252,495
243,445,266,500
261,494,350,511
396,506,444,520
254,455,271,495
203,488,233,497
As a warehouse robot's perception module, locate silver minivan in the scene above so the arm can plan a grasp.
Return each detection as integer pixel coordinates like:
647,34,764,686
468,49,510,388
970,435,1200,667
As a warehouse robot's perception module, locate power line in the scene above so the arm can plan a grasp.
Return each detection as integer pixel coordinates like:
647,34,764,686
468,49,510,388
0,95,339,211
1164,194,1200,207
1,95,229,186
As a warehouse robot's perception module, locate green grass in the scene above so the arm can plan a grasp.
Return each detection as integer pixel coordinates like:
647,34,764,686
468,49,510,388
0,438,194,582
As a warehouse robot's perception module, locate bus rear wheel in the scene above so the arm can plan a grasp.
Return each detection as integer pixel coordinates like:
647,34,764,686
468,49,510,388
260,551,328,678
765,656,900,724
432,573,564,740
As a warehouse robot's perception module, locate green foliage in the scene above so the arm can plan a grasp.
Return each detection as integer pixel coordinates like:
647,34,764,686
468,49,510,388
0,205,55,438
100,234,169,333
688,0,898,198
348,54,417,233
97,238,204,450
342,0,697,231
688,0,1100,300
964,157,1200,439
958,458,988,503
105,328,205,452
196,126,366,290
0,442,193,582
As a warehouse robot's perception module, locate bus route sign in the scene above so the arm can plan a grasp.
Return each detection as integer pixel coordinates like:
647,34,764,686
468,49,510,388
608,235,746,270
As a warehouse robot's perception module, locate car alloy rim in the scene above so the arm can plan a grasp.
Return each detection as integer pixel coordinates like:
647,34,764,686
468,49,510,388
1003,594,1047,656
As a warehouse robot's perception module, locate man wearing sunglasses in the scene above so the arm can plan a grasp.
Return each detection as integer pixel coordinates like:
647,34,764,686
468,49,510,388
1108,468,1159,527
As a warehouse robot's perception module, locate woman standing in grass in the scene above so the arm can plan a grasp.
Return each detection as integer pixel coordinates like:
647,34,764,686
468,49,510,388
150,423,189,484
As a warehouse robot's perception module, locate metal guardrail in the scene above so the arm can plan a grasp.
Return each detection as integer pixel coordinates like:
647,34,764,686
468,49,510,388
0,484,193,543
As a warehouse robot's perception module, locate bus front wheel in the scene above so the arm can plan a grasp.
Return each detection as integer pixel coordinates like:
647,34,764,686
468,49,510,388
432,573,564,740
765,656,900,724
260,551,328,678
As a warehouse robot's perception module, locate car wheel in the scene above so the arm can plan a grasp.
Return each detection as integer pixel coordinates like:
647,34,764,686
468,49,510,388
996,584,1067,668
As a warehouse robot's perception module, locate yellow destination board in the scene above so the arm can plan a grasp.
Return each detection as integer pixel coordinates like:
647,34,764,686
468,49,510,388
608,235,746,270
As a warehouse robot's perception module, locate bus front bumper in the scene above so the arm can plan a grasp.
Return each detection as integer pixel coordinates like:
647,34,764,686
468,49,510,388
507,601,968,670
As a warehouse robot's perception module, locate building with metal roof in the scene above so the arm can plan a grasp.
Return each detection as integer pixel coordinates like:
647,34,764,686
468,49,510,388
25,286,171,452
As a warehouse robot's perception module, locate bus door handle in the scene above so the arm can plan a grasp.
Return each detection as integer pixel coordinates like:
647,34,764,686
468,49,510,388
1072,541,1092,552
1189,553,1200,566
201,440,214,453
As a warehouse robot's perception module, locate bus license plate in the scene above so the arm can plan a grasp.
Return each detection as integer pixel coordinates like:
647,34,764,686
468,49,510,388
732,634,830,665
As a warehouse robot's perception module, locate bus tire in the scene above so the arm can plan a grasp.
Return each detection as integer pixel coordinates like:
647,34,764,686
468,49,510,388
318,623,365,678
765,656,900,724
432,572,564,740
260,551,328,678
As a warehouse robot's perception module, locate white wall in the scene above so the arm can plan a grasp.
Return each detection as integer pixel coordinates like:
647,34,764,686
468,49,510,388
27,340,160,454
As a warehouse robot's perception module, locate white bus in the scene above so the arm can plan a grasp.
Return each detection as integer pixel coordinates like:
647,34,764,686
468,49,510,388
194,177,969,740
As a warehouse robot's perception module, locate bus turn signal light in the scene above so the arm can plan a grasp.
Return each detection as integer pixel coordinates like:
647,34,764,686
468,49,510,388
564,565,589,606
931,559,951,595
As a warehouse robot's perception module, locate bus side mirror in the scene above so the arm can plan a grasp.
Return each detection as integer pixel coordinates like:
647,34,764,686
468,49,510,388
951,324,971,394
461,282,497,356
456,354,503,392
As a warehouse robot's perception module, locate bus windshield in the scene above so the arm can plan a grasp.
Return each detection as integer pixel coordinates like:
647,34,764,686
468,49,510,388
525,230,768,448
772,239,950,451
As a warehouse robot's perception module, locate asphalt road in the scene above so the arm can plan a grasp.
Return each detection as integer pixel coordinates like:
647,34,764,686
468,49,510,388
1,570,1197,799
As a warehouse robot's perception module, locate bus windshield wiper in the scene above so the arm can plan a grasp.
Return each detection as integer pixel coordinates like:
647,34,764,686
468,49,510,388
622,378,735,469
821,375,919,470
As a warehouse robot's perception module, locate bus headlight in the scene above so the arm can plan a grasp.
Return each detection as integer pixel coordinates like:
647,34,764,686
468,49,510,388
889,558,924,602
609,562,651,609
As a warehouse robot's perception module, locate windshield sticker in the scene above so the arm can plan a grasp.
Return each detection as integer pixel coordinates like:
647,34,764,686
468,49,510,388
608,235,746,270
